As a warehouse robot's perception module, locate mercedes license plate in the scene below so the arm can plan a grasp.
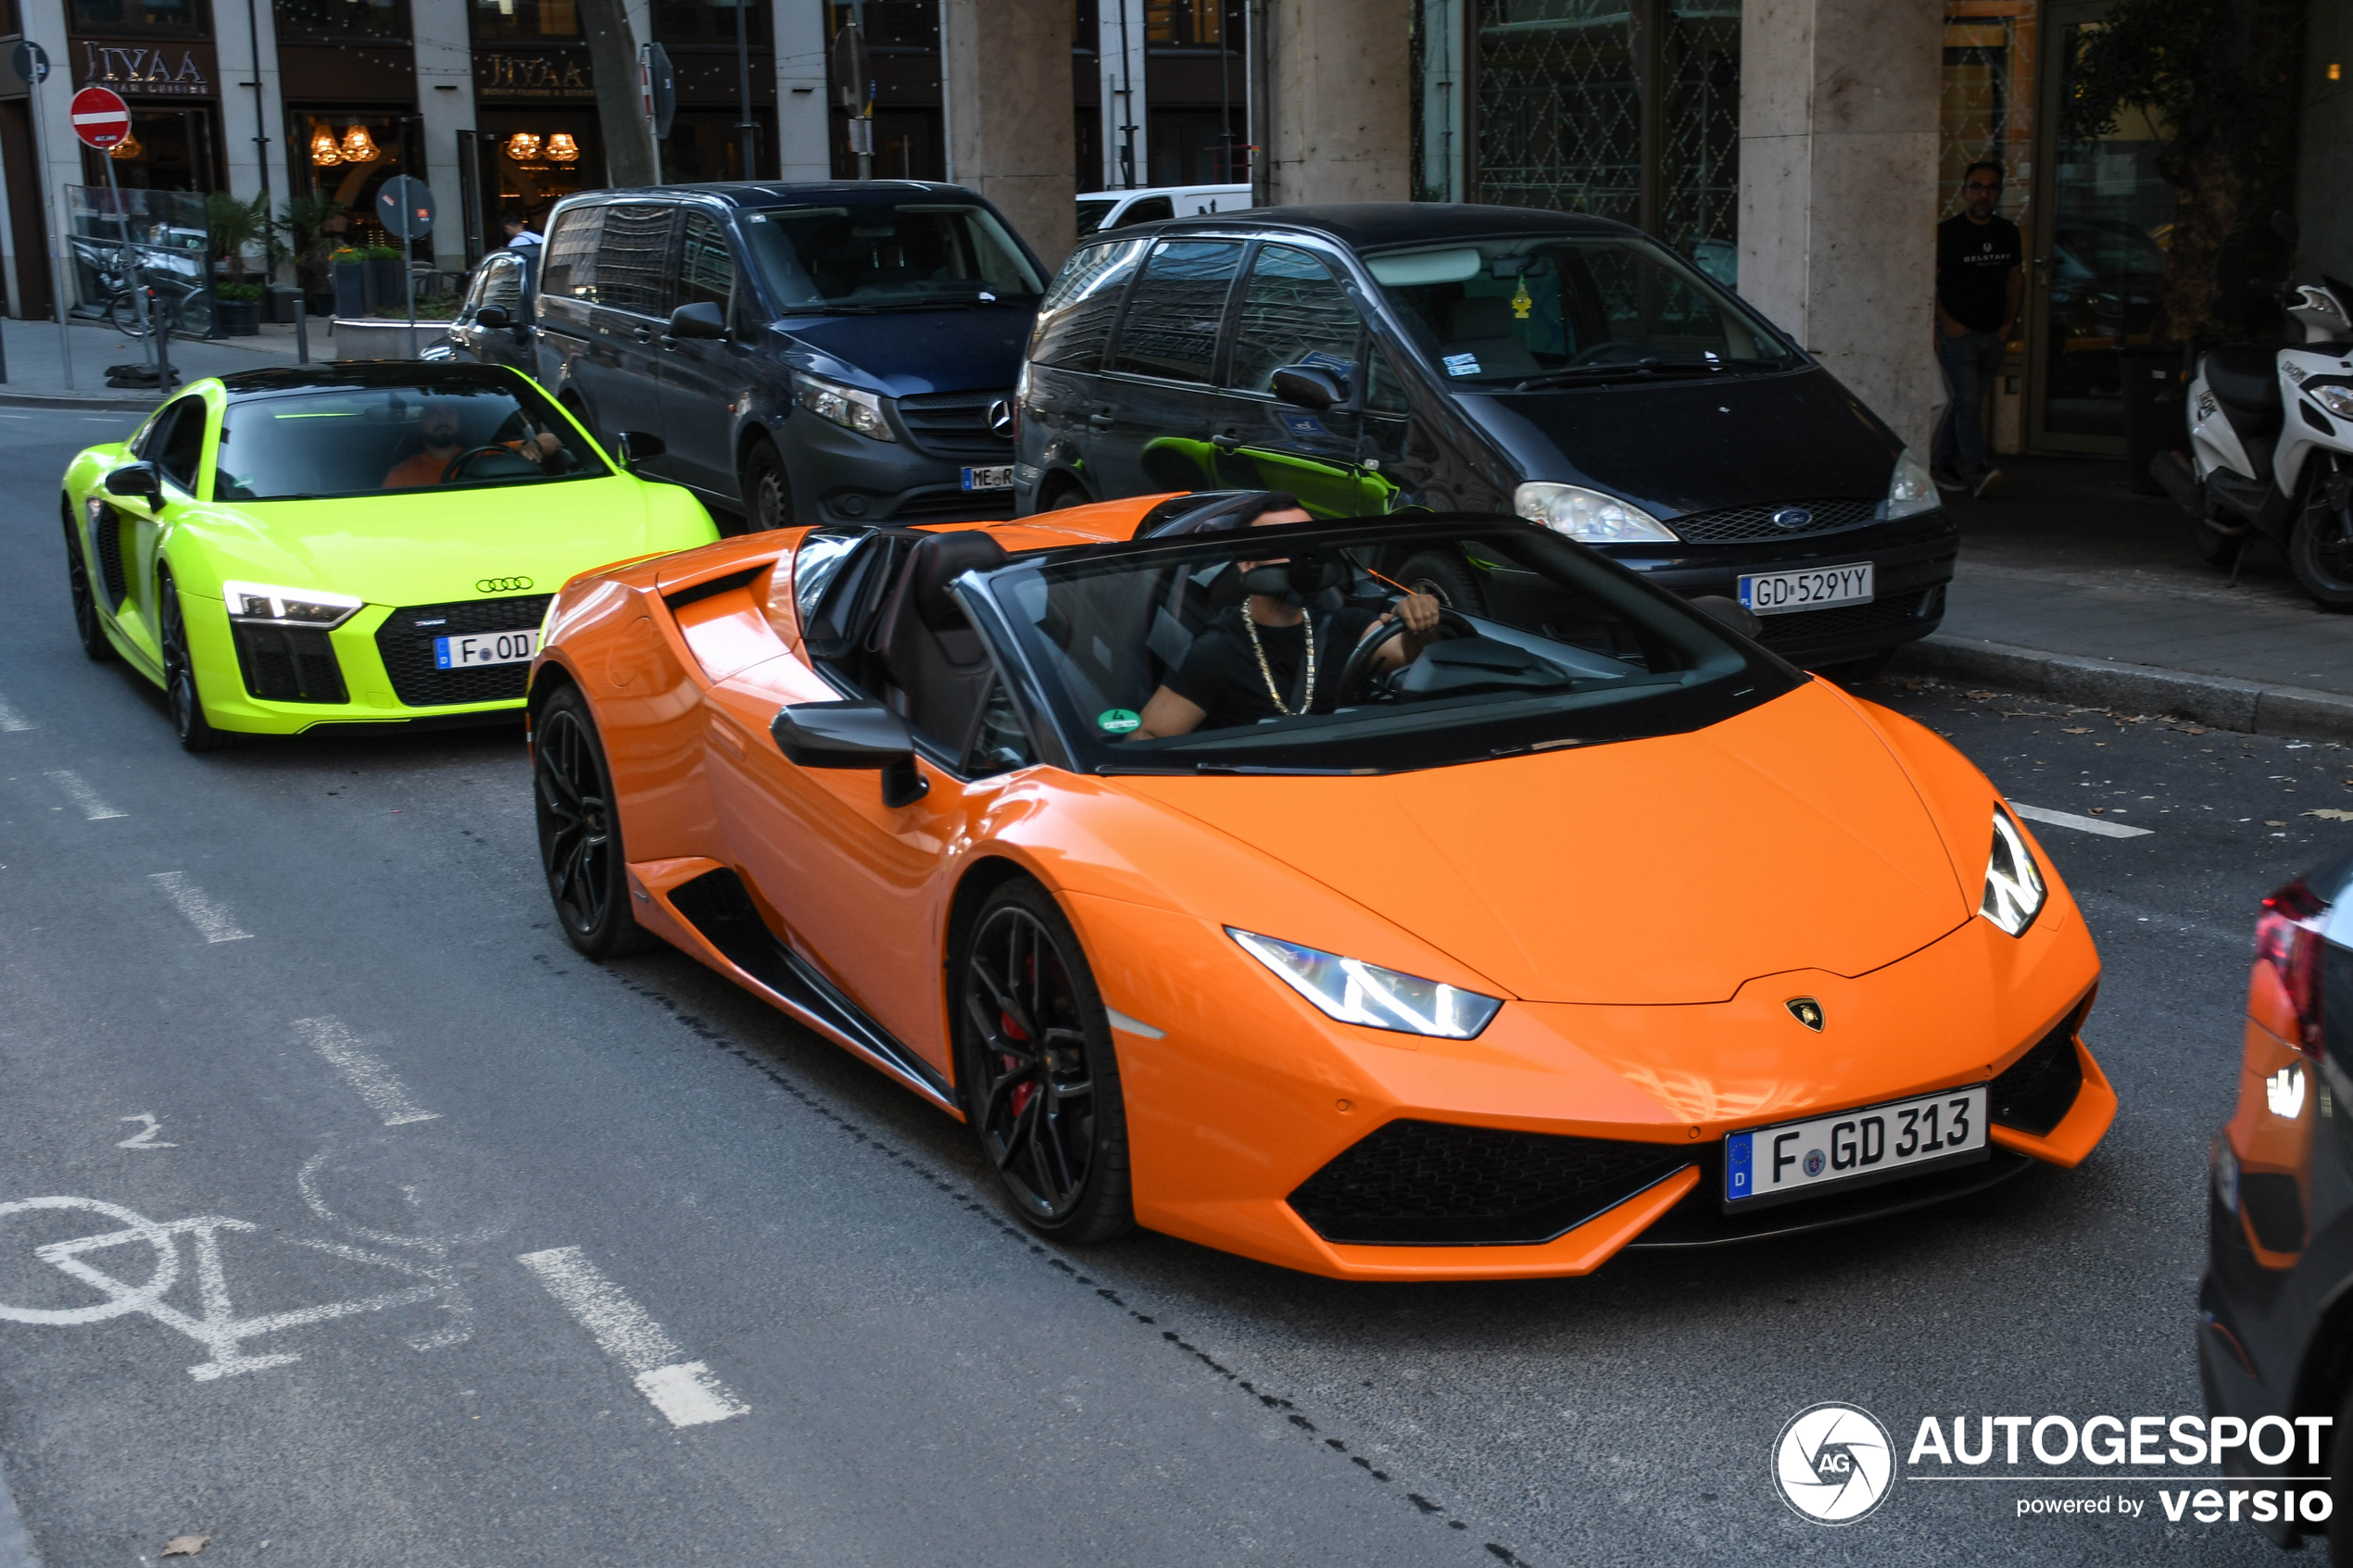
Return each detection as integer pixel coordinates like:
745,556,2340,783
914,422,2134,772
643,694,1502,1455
1724,1085,1988,1210
1737,561,1873,616
434,629,538,670
962,465,1014,493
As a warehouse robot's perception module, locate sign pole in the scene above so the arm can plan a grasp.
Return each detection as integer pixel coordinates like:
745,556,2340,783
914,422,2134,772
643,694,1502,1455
96,139,154,382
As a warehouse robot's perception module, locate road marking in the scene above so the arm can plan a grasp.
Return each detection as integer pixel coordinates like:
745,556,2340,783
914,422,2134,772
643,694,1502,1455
0,1194,462,1379
2007,800,2155,839
117,1113,175,1149
0,695,31,733
47,769,125,820
296,1016,440,1126
517,1246,748,1428
149,872,252,941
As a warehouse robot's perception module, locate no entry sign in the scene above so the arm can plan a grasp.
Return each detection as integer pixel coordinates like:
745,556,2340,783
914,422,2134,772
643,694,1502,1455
70,86,129,150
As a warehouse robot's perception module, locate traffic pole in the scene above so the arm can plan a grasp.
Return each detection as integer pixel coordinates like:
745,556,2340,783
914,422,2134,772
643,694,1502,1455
97,143,154,382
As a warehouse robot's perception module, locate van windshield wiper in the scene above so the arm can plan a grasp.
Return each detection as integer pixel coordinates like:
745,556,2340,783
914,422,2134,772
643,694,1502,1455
1510,357,1792,392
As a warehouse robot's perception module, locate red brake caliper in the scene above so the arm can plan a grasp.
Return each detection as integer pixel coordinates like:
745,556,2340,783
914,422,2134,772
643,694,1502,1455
1000,1010,1037,1118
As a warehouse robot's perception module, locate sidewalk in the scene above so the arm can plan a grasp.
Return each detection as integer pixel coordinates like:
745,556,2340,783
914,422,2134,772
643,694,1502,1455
1899,453,2353,740
0,315,311,410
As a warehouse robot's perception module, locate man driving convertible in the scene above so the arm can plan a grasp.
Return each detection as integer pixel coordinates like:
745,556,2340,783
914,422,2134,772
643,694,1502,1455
1128,495,1444,739
382,396,563,488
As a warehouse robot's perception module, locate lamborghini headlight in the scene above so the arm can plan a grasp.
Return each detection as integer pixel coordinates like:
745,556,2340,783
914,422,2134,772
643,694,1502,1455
1880,446,1942,521
1228,928,1504,1038
220,580,362,630
791,371,898,443
1981,809,2047,936
1513,482,1677,544
2310,384,2353,420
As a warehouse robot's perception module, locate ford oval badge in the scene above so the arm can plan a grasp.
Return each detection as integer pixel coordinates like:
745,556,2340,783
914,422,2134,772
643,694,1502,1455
1771,507,1814,531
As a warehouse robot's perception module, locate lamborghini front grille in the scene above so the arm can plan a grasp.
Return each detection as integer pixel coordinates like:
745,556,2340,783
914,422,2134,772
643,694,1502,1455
1287,1119,1691,1247
1990,1013,2086,1135
372,594,551,708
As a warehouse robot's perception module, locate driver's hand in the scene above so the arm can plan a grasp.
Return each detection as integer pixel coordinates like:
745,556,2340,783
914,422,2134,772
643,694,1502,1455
1395,593,1442,634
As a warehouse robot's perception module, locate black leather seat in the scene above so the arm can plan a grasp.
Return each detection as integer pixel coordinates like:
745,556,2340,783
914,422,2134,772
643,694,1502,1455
2206,344,2284,418
873,530,1010,756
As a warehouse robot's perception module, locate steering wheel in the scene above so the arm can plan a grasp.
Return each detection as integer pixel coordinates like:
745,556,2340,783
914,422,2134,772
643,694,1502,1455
1330,606,1479,707
439,444,539,484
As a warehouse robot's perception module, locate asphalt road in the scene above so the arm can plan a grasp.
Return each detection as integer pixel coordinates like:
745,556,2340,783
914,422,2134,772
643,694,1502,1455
0,404,2334,1566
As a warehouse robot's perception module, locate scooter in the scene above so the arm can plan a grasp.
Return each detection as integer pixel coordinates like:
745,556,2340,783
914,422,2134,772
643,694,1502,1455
2152,235,2353,607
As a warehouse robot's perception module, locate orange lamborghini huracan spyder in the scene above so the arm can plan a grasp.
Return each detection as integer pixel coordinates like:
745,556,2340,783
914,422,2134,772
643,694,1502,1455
526,494,2113,1281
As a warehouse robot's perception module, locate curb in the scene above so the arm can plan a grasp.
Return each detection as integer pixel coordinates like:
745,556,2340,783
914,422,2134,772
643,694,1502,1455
0,388,163,412
1894,633,2353,745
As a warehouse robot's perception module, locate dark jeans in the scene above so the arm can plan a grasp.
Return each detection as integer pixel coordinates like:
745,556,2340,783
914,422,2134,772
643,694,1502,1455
1933,329,2006,476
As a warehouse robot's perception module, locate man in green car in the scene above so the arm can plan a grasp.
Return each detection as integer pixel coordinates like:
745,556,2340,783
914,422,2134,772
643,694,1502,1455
383,396,562,489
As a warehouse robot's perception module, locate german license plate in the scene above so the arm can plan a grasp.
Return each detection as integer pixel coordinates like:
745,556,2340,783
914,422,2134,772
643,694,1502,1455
1737,561,1873,616
1724,1085,1989,1209
434,629,538,670
962,465,1014,492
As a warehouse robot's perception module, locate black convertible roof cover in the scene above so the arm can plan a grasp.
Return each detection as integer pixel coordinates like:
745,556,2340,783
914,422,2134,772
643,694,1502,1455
210,361,533,397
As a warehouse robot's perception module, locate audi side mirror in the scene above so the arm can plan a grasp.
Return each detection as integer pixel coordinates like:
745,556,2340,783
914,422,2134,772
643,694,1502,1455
771,700,928,808
667,301,727,340
103,462,164,503
613,430,666,470
1690,595,1761,640
1272,364,1348,412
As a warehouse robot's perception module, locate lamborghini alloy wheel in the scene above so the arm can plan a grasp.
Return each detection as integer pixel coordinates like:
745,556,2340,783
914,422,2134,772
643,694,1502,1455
63,505,114,663
157,567,227,751
533,684,656,959
957,881,1133,1242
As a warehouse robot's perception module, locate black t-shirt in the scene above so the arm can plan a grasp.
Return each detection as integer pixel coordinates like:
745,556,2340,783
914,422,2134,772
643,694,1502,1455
1165,604,1381,730
1936,214,2023,333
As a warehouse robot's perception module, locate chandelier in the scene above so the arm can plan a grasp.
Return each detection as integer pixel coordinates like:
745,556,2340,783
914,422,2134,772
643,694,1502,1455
545,132,580,163
339,124,379,162
309,125,342,166
108,132,143,160
504,132,541,161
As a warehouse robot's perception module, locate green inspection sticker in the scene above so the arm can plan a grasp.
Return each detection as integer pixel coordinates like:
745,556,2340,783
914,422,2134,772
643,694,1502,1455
1097,708,1142,734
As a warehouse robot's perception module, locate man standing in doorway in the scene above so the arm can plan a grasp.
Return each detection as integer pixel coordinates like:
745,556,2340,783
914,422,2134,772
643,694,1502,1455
1934,160,2024,496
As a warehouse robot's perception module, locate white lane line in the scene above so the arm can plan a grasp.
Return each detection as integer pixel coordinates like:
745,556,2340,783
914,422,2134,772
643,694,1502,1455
517,1247,749,1428
2007,800,2155,840
0,694,32,733
149,872,252,941
47,770,125,820
296,1017,441,1126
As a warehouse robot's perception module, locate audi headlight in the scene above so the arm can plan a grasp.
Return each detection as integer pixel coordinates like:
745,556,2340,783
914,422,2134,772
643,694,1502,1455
1981,809,2047,936
220,579,362,630
1513,482,1678,544
1880,447,1942,521
791,371,898,443
1229,928,1504,1039
2310,385,2353,420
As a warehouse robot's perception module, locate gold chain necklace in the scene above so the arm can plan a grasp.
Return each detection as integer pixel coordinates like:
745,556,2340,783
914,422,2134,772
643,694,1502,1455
1241,605,1314,715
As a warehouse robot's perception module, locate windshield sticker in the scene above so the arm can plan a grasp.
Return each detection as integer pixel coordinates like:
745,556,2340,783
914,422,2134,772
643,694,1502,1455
1096,709,1142,734
1442,353,1481,377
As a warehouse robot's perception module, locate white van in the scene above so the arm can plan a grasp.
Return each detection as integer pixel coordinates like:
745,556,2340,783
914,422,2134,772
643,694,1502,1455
1076,184,1255,236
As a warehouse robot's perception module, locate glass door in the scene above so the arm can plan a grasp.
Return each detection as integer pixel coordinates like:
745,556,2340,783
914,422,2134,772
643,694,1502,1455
2027,0,2173,451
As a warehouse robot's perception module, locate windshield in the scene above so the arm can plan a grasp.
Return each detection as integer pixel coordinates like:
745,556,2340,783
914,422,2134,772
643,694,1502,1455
1075,200,1115,237
214,379,607,501
974,517,1797,774
1365,235,1796,387
739,201,1045,311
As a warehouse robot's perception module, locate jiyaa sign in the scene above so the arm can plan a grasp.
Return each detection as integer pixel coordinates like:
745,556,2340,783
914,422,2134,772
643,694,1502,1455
74,39,214,99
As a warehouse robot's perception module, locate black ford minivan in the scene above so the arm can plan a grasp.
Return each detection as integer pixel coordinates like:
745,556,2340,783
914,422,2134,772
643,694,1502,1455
535,182,1047,530
1014,203,1954,670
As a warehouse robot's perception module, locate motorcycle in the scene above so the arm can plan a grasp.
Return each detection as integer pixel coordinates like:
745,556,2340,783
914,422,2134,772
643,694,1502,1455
2152,226,2353,608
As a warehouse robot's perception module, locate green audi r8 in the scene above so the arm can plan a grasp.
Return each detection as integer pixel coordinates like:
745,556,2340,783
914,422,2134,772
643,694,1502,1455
60,362,718,749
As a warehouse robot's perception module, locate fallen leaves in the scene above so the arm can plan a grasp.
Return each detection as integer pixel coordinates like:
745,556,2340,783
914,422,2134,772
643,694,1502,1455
2266,821,2288,828
161,1537,209,1557
1964,690,1995,700
2061,726,2093,734
2304,809,2353,822
2089,807,2108,815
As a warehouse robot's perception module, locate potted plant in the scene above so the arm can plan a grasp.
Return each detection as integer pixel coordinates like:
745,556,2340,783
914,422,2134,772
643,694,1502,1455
330,245,369,319
204,190,271,334
214,282,264,336
274,190,341,318
362,245,408,316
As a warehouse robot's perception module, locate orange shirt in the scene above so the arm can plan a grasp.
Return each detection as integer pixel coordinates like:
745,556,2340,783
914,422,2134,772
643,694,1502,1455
383,449,461,488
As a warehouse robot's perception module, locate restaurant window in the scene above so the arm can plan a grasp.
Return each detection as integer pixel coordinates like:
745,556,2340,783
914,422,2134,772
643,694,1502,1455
70,0,211,36
652,0,768,45
1144,0,1237,47
471,0,577,41
291,112,412,249
274,0,409,43
86,107,217,191
827,0,933,48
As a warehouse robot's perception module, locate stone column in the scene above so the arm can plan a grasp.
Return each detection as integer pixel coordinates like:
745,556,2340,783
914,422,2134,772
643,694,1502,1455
1736,0,1942,457
413,0,477,270
940,0,1076,270
1265,0,1409,206
774,0,829,182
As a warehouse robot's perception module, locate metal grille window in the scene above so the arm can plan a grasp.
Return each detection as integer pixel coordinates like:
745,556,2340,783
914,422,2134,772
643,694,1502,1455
1107,239,1243,384
593,205,676,317
1227,245,1360,395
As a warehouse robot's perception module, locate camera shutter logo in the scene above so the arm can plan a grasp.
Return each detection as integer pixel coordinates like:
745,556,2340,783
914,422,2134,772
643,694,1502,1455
1772,1402,1894,1524
476,576,535,594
